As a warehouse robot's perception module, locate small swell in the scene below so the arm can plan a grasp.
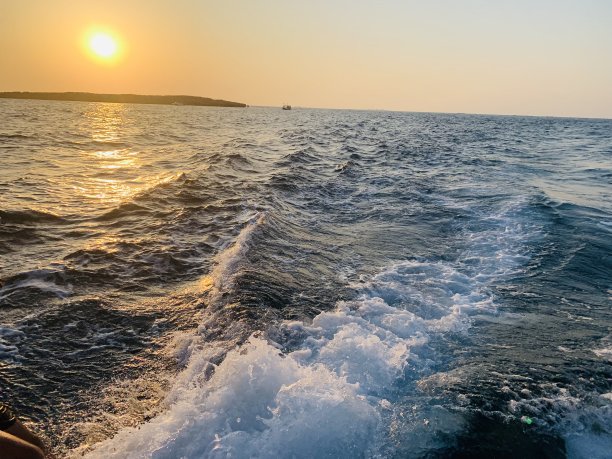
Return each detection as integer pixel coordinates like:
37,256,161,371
95,203,151,222
0,209,65,224
225,153,253,165
278,148,320,166
0,133,32,139
197,212,266,305
132,172,188,199
0,267,71,302
267,175,299,192
92,172,189,220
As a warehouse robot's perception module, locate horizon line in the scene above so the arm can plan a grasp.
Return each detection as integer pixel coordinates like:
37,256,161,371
1,90,610,121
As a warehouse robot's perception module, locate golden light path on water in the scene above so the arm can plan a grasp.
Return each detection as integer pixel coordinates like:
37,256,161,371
67,103,181,209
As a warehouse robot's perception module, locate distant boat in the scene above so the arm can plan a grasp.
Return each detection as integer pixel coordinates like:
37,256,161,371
282,104,291,110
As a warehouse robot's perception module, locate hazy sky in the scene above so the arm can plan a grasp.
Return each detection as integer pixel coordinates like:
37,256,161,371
1,0,611,117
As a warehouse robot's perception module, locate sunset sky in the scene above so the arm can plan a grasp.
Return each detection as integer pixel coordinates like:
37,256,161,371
1,0,611,118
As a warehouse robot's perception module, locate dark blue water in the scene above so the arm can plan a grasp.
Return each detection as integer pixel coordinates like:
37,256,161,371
0,99,610,458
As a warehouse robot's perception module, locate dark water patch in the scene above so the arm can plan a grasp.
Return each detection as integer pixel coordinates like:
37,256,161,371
61,243,215,291
0,208,66,224
435,412,566,459
276,148,322,168
0,133,32,139
94,202,152,221
0,268,71,306
222,139,258,150
225,153,254,168
0,226,46,252
0,298,154,396
0,292,203,453
175,189,210,205
267,174,300,192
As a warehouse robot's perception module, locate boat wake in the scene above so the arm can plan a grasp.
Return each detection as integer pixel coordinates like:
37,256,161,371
80,196,538,458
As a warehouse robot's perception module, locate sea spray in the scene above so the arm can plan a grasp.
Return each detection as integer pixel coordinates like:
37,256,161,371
83,196,538,458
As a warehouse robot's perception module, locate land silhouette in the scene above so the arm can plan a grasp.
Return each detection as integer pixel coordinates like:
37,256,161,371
0,92,246,107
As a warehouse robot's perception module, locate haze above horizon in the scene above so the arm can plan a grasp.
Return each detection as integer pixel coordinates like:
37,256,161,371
1,0,611,118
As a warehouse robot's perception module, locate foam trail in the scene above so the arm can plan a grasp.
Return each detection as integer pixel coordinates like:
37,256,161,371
82,199,537,458
592,336,612,362
81,260,486,459
197,212,266,305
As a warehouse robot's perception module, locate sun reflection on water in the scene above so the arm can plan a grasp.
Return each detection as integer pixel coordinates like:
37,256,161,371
85,103,126,143
15,103,187,217
77,103,159,207
93,149,138,169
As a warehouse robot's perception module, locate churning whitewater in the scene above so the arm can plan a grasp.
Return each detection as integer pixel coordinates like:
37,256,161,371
0,100,610,458
83,195,538,458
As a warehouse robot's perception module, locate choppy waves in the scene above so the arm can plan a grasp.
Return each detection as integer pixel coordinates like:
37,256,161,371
1,101,611,458
81,192,545,458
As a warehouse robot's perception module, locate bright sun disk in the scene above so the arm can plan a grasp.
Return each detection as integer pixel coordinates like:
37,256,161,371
89,33,118,58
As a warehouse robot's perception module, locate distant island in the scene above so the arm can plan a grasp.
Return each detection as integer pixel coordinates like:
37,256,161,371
0,92,246,107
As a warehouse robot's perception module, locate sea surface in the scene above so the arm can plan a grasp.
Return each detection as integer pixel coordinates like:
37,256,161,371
0,99,610,458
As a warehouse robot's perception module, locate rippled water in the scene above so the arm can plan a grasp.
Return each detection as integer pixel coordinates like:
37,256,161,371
0,99,610,458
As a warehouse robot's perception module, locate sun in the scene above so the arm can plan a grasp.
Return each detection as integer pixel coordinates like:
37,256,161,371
88,32,118,59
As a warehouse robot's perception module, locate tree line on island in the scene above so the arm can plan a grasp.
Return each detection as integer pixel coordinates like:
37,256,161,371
0,92,246,107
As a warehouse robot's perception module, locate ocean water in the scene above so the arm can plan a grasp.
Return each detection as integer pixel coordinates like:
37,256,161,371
0,99,610,458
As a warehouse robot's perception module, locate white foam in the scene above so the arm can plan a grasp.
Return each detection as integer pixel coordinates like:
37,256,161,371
0,266,72,301
83,337,380,459
591,334,612,362
506,384,612,459
196,212,265,304
81,259,478,458
81,198,539,458
592,347,612,362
